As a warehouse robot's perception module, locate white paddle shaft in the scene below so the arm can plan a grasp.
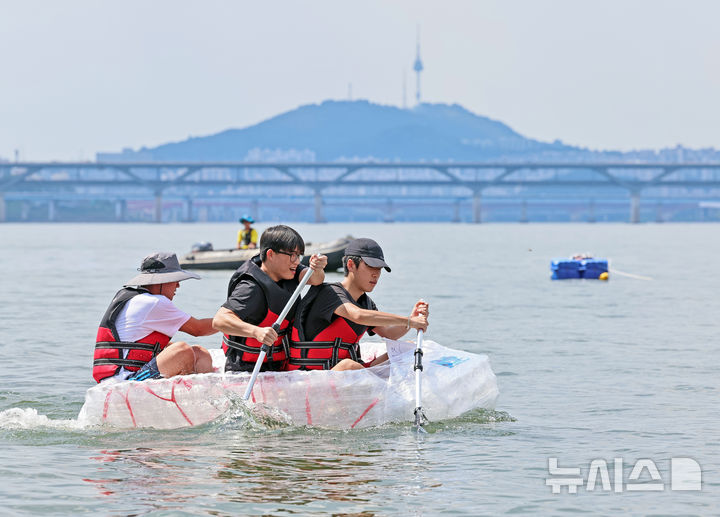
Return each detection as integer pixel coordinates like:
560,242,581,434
242,263,316,401
414,329,424,412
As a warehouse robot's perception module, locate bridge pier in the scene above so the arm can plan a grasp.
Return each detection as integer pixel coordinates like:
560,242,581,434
520,199,528,223
472,190,483,223
115,200,126,222
452,199,461,223
630,192,640,223
0,194,5,223
588,199,596,223
48,199,56,222
154,191,163,223
21,201,30,221
251,199,259,219
314,190,325,223
184,197,193,222
383,199,394,223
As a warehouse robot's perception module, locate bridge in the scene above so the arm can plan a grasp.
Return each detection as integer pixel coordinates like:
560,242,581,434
2,161,720,223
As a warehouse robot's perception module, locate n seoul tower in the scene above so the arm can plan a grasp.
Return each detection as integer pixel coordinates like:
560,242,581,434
413,29,424,105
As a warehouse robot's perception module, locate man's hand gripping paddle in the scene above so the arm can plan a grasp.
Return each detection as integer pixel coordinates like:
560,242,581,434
242,260,316,401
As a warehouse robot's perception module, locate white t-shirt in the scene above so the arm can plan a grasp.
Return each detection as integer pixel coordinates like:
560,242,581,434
105,293,191,382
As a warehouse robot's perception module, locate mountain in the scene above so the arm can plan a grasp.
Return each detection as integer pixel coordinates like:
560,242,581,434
97,100,576,162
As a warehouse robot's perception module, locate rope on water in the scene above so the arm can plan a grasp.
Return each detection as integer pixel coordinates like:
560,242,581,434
610,268,654,281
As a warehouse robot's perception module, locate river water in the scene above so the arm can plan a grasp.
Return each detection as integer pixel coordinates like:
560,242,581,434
1,222,717,515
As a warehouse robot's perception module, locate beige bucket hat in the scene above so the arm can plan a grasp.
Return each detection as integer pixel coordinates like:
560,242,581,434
124,251,201,286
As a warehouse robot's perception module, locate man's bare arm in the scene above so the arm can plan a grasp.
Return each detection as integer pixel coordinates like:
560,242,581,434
334,303,427,339
211,307,278,345
179,317,217,337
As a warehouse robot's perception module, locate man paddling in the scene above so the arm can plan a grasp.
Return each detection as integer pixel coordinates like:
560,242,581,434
286,238,428,371
213,225,327,372
93,252,217,383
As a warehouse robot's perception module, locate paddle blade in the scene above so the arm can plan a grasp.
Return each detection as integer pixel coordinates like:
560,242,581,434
414,406,429,431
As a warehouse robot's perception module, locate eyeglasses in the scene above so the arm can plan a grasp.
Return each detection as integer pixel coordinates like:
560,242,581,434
275,250,304,263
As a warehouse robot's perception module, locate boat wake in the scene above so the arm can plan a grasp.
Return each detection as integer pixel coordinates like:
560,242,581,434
210,397,294,431
0,401,294,436
450,407,515,423
0,407,85,431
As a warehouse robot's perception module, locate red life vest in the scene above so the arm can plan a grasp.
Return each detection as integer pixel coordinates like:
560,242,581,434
92,287,171,383
222,256,298,370
286,284,373,370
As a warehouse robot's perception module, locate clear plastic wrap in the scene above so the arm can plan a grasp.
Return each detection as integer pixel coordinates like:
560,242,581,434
78,339,498,430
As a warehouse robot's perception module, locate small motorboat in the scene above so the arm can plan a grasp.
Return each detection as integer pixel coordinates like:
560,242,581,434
77,339,498,430
179,235,353,271
551,254,609,280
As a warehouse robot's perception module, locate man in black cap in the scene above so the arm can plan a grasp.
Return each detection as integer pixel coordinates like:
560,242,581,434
92,252,217,383
286,238,428,371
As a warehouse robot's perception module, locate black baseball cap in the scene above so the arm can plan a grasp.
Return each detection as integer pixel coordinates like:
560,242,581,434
345,238,391,272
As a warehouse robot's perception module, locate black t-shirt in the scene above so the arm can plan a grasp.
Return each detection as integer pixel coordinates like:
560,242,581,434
222,261,307,372
302,282,377,341
222,264,306,324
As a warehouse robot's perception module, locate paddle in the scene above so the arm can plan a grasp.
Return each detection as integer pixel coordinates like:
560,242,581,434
242,259,316,401
414,326,429,432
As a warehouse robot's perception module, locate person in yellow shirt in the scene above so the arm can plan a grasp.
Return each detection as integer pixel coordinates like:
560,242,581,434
237,215,258,249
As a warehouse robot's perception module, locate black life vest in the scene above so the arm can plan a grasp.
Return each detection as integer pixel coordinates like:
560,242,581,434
286,283,374,371
242,227,254,246
92,287,171,383
222,255,298,371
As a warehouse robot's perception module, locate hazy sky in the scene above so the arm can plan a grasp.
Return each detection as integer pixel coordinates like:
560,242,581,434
1,0,718,161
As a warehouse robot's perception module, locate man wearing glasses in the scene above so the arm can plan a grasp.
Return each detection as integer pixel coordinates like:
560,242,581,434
213,225,327,372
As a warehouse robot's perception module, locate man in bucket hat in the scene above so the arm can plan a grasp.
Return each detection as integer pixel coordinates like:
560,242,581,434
92,252,217,383
286,238,428,372
237,214,258,250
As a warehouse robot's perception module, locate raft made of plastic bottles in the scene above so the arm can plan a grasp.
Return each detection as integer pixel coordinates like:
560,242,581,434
77,339,499,430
